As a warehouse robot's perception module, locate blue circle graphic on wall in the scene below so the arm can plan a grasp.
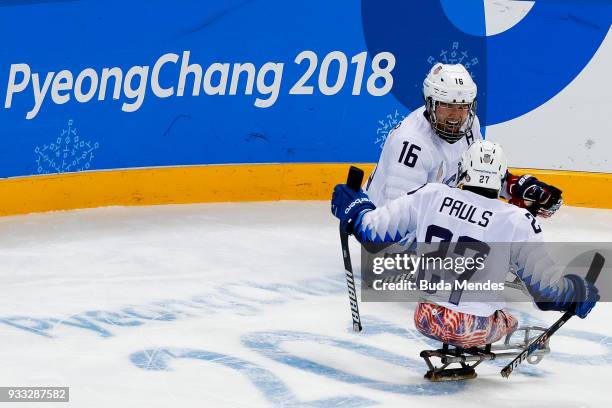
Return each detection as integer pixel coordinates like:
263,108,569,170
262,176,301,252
361,0,612,126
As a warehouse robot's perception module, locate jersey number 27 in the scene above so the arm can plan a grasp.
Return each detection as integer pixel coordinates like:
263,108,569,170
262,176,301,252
416,224,491,305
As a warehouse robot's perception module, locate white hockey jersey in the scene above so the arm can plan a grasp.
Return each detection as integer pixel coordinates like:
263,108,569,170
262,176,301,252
365,106,483,207
355,183,568,316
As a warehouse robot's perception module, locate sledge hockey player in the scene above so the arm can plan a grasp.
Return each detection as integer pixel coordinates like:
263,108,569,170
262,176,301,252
331,140,599,379
365,63,563,218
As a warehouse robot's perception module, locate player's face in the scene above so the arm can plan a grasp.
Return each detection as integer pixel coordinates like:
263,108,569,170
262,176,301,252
435,102,470,134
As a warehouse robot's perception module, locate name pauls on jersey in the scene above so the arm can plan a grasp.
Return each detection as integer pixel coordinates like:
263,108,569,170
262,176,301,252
439,196,493,228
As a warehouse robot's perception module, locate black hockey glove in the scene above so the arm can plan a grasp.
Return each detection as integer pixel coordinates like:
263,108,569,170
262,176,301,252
509,175,563,218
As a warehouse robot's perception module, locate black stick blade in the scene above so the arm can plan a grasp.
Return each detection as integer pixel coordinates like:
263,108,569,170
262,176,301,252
346,166,364,192
586,252,605,284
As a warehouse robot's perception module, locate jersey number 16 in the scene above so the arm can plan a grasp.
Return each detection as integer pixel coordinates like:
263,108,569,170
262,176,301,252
398,141,421,168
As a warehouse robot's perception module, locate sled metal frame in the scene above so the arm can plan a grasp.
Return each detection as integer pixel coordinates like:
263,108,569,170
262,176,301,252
420,326,551,381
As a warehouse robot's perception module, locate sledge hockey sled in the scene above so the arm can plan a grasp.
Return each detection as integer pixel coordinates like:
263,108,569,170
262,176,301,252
420,326,551,381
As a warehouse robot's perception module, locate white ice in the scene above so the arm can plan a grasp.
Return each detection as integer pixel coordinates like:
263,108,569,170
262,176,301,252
0,202,611,407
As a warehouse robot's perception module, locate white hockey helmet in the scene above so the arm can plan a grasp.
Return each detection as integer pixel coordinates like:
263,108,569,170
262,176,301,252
458,140,508,196
423,63,477,143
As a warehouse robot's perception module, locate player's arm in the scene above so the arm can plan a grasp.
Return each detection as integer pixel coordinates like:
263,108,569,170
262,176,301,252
509,214,598,318
502,173,563,218
331,184,424,243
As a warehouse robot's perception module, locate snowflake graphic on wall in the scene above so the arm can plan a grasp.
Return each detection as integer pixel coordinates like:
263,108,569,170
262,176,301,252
374,109,406,149
427,41,479,78
34,119,100,174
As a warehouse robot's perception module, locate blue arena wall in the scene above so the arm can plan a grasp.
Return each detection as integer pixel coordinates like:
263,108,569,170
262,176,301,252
0,0,611,213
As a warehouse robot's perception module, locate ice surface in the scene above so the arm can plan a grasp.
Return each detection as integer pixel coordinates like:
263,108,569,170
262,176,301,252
0,202,610,407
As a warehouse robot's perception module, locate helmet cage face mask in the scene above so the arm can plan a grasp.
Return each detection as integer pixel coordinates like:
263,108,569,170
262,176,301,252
425,97,477,144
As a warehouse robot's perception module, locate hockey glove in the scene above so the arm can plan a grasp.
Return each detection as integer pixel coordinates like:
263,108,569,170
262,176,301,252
508,174,563,218
331,184,376,234
536,274,599,318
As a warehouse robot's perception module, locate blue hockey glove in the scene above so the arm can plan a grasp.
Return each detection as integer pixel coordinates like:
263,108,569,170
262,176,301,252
509,175,563,218
536,274,599,318
331,184,376,234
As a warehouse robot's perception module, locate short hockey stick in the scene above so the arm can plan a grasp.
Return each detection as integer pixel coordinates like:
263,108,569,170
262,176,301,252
501,252,605,378
339,166,365,332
